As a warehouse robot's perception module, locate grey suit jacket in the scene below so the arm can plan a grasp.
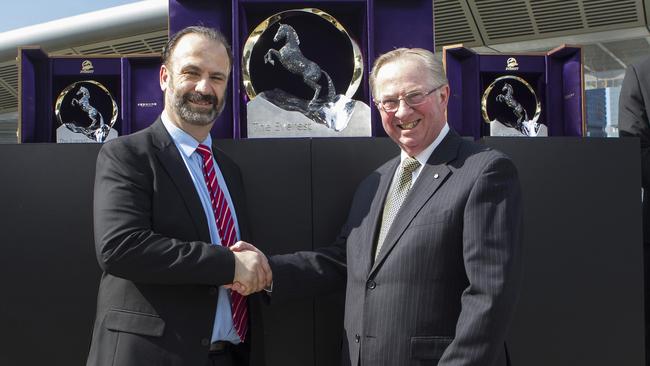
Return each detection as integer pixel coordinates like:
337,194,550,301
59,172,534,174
271,130,523,366
86,118,252,366
619,57,650,242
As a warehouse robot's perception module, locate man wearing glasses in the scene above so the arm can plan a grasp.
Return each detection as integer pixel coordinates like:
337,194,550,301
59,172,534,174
239,48,523,365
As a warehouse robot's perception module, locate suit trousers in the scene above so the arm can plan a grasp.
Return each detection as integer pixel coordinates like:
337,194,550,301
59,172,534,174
205,342,249,366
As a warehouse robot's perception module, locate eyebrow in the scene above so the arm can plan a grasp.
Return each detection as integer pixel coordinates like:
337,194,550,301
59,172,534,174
381,89,425,99
179,64,228,79
179,64,200,73
210,71,228,79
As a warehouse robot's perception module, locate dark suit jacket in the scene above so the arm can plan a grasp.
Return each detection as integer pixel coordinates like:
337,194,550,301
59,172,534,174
86,118,251,366
271,130,523,366
619,56,650,243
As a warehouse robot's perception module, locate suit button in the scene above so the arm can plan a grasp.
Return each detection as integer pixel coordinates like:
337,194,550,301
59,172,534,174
354,334,360,343
366,280,376,290
201,338,210,347
209,287,218,295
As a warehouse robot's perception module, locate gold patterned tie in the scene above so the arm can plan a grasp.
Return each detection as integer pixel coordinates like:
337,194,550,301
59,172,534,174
375,157,421,259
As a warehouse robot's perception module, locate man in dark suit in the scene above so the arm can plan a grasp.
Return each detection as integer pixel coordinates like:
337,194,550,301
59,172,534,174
86,26,271,366
243,48,523,365
619,56,650,358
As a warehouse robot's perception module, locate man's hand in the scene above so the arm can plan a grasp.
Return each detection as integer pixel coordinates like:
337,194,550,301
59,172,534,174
229,241,272,295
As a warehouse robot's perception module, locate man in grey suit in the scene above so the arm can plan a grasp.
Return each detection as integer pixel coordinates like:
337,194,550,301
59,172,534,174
619,55,650,358
235,48,523,365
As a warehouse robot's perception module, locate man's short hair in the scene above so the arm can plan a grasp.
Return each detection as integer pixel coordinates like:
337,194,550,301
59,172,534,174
161,26,233,71
369,48,448,99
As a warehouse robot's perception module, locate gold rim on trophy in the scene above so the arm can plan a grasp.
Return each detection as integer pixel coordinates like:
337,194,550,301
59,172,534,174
241,8,363,100
481,75,541,124
54,79,119,128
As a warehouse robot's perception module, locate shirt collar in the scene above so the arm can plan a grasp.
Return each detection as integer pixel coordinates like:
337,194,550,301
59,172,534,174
161,111,212,159
400,122,450,166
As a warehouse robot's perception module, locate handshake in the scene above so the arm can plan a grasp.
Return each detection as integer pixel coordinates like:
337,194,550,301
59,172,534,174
228,241,272,296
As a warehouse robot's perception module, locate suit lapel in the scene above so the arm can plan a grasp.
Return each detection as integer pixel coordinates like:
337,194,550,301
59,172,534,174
358,157,400,276
370,131,462,275
150,118,211,242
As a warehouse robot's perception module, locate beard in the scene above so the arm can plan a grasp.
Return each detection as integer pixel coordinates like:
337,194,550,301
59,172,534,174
168,76,226,126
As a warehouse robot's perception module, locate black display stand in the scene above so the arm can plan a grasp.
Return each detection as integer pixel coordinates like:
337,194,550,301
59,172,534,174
486,137,644,366
0,138,644,366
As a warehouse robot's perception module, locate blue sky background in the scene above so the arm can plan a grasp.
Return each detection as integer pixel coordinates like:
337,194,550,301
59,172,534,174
0,0,141,32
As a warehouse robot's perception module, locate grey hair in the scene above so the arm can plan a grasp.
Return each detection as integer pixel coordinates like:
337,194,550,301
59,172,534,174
369,48,447,98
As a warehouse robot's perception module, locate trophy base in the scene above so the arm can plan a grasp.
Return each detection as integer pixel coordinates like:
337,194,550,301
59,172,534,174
490,120,548,137
56,125,118,143
247,91,371,138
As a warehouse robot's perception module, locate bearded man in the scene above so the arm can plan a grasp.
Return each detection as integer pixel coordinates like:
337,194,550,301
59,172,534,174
86,26,271,366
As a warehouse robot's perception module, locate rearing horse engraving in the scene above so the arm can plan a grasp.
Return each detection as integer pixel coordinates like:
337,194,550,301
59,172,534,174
496,82,528,125
264,23,336,105
71,86,105,131
65,86,110,142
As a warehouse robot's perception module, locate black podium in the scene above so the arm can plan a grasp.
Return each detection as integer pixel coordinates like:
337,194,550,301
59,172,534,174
0,137,644,366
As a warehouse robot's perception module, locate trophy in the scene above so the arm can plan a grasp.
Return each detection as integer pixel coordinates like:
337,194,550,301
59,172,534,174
481,75,546,137
242,8,370,138
54,80,119,143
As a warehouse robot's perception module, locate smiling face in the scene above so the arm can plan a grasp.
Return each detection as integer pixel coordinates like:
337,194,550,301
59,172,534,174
374,56,449,157
160,33,230,132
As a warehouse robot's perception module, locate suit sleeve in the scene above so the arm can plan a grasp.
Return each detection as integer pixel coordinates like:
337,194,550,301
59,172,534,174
439,155,523,366
619,62,650,189
267,232,347,304
93,141,236,285
266,175,373,302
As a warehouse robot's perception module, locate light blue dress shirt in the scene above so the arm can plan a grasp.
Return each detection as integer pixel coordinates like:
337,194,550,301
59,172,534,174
161,114,242,344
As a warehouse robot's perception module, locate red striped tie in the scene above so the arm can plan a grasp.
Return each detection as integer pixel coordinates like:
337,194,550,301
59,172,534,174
196,144,248,342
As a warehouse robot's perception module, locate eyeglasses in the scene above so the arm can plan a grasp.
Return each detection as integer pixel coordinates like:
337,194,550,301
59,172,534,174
375,86,442,113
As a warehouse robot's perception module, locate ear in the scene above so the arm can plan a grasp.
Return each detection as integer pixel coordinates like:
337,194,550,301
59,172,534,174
159,64,169,92
438,84,450,108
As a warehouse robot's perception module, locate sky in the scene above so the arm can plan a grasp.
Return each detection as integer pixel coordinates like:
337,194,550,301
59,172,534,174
0,0,142,33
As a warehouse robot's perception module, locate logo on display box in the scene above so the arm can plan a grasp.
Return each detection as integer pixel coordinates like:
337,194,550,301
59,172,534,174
80,60,95,74
505,57,519,71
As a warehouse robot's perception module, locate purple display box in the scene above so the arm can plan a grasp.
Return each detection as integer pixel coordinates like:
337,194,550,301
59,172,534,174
443,45,585,139
169,0,434,138
19,47,162,143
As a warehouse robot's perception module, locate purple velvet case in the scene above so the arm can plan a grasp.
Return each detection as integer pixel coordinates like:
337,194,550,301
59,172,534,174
169,0,434,138
19,47,162,143
443,45,585,139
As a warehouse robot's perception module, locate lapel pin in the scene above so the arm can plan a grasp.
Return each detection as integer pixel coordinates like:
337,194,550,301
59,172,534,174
434,173,439,179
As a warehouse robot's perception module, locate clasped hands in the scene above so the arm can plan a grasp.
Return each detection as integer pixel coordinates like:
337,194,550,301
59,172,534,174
227,241,272,296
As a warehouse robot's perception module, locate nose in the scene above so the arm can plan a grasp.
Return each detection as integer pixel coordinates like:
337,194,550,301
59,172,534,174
394,99,413,119
194,77,212,94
